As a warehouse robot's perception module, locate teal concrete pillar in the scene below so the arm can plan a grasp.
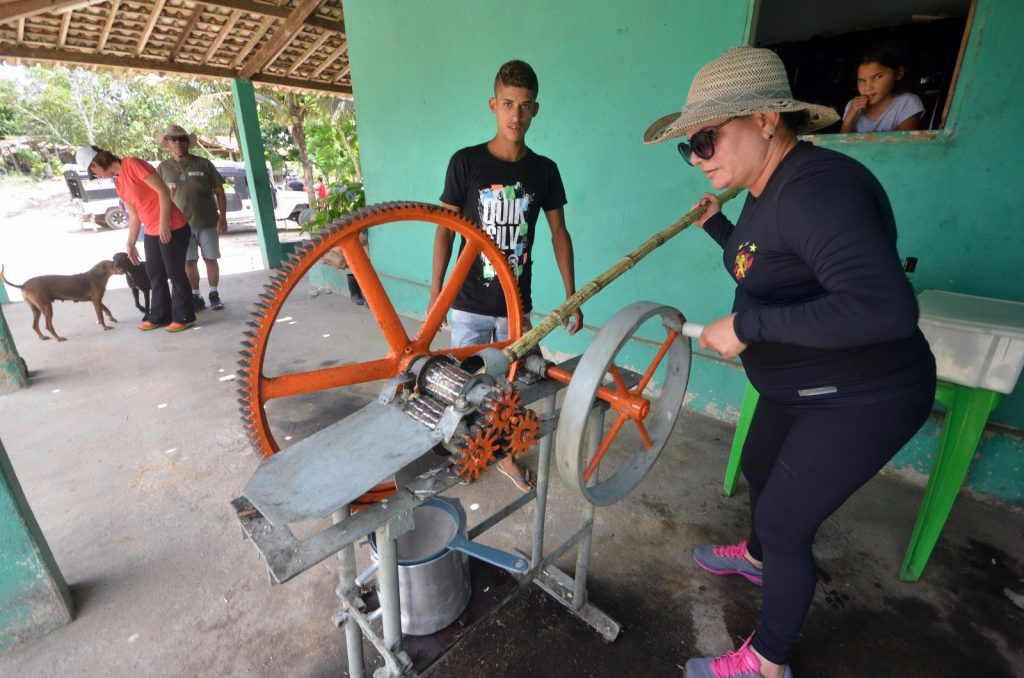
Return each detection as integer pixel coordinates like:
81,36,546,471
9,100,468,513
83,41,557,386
231,78,283,269
0,437,73,652
0,306,28,394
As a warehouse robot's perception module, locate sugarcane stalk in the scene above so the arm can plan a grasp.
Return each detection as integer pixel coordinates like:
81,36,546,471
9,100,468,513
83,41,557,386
503,187,743,362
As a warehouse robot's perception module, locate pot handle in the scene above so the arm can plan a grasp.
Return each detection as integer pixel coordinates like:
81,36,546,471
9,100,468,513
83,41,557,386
447,534,529,573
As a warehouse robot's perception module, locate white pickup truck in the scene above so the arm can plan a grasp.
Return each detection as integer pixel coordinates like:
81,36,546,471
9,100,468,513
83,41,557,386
63,161,308,231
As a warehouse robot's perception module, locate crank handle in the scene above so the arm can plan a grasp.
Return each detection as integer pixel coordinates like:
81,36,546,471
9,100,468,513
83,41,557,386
681,322,704,339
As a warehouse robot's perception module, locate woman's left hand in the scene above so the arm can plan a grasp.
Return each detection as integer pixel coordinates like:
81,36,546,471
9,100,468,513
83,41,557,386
699,313,748,359
159,224,171,244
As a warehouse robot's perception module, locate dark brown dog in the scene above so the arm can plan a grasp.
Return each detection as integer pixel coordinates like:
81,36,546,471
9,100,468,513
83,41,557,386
112,251,150,321
1,261,120,341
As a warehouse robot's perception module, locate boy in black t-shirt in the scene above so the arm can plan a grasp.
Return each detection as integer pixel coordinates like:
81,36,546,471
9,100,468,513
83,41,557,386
431,60,582,492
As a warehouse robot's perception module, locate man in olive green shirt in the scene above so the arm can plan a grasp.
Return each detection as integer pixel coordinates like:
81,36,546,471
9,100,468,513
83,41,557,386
156,125,228,311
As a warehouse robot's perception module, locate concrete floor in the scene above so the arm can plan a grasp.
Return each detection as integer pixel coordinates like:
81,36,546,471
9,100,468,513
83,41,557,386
1,262,1023,677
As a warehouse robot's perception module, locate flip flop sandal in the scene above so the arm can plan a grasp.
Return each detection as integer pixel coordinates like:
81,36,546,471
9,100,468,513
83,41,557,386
498,463,536,493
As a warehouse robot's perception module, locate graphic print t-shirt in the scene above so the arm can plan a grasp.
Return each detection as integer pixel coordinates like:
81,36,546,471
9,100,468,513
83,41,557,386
157,155,225,230
440,144,566,315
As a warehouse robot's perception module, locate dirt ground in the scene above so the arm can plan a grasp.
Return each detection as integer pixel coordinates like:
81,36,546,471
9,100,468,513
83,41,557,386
0,175,280,302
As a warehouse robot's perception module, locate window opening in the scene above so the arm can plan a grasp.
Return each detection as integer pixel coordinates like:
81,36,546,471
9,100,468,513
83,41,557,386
752,0,976,134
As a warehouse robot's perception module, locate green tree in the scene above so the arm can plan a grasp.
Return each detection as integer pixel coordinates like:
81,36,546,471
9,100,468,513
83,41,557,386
305,97,360,185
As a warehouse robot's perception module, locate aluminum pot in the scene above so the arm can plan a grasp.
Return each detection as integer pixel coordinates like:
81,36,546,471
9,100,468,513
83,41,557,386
370,497,528,636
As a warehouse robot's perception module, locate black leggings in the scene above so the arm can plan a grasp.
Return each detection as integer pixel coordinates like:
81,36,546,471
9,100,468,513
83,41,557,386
743,379,935,664
144,225,194,325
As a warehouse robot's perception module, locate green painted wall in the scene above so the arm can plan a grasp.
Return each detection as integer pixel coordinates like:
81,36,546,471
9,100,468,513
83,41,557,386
343,0,1023,503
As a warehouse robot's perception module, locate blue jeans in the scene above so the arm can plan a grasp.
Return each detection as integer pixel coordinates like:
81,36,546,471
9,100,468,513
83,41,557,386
450,309,531,348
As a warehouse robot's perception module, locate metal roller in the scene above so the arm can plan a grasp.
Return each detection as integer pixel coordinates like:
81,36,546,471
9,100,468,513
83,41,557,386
417,356,471,405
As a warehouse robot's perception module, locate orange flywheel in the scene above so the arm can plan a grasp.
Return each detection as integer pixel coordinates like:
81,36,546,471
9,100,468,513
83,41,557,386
507,408,541,458
236,202,523,506
455,427,501,481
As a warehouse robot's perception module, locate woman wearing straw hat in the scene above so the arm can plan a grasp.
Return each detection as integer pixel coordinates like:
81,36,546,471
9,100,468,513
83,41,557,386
644,47,935,677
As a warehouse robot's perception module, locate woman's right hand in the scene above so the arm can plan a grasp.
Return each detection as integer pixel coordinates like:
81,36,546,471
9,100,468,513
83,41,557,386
691,192,721,227
127,243,140,266
159,224,171,244
845,96,868,120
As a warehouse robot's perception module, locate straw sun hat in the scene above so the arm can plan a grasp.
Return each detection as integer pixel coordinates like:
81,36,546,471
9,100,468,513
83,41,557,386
644,46,839,144
156,124,197,148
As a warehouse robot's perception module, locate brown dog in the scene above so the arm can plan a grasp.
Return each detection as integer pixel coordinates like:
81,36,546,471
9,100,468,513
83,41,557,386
1,261,121,341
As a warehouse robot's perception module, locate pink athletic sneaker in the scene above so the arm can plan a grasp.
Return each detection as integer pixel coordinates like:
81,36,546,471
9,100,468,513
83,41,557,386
692,540,763,585
684,633,793,678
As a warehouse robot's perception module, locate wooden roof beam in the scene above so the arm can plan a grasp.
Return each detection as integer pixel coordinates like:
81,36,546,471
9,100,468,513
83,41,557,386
202,8,241,65
135,0,165,57
0,0,104,24
285,28,329,77
307,41,345,80
58,11,70,47
0,44,353,96
96,0,120,53
231,15,272,70
238,0,322,79
169,5,202,63
332,63,350,84
198,0,344,34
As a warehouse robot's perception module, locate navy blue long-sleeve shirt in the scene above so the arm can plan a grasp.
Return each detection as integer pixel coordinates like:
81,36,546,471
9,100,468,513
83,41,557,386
704,142,934,406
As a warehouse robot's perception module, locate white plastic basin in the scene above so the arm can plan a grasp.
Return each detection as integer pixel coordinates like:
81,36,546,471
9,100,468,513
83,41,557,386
917,290,1024,394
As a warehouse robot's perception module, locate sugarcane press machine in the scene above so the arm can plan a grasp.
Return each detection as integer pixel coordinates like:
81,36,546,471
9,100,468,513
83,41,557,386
232,191,740,677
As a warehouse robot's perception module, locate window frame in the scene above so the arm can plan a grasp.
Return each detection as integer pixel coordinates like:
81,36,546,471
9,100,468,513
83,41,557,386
748,0,980,145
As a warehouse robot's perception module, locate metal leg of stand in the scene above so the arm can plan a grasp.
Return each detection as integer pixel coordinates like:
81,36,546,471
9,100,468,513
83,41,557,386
374,523,403,656
532,393,557,569
333,507,365,678
573,406,603,608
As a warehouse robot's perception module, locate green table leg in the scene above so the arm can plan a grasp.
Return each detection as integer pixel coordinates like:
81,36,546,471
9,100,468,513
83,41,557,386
899,383,1002,582
724,382,759,496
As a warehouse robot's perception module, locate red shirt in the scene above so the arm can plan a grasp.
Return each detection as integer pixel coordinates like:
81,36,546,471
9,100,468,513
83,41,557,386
115,157,188,236
316,182,327,200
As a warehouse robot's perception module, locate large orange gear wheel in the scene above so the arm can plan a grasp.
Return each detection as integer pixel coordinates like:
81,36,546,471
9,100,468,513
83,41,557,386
237,203,524,502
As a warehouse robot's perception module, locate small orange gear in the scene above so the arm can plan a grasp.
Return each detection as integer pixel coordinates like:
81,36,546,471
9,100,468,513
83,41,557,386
455,427,501,481
507,408,541,458
481,384,522,436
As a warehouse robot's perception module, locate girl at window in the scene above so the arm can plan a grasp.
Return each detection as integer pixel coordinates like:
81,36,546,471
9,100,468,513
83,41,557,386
840,42,925,133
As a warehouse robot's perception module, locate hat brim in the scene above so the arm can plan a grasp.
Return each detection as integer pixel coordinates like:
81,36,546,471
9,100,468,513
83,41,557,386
156,130,198,148
643,100,839,144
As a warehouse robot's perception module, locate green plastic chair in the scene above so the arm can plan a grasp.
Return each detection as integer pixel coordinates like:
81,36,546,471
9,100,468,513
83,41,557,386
722,379,1002,581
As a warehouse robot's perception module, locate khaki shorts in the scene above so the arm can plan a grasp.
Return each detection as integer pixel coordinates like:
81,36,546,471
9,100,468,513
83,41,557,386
186,227,221,261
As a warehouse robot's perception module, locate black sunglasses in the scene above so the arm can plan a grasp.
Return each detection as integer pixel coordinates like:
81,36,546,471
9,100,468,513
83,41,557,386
677,118,735,166
165,135,190,143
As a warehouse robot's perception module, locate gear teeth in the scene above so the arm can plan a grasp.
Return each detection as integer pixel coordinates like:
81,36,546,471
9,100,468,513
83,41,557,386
246,320,262,329
250,309,267,319
237,359,251,369
263,281,282,293
242,329,258,340
258,292,273,301
239,349,253,359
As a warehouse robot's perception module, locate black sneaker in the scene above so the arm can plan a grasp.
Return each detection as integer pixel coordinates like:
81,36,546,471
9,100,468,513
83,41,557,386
209,291,224,310
192,294,206,312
